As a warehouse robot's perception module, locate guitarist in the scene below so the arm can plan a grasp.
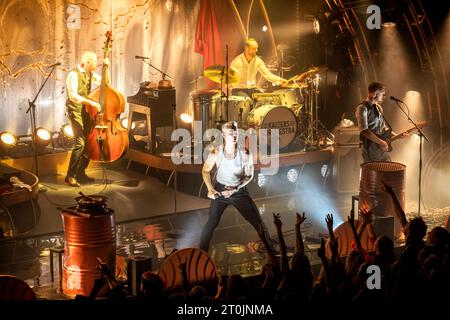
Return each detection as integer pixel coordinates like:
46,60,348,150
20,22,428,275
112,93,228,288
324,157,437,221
355,82,408,162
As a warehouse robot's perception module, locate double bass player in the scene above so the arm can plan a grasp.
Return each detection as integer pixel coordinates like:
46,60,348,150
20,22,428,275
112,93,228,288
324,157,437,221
65,51,109,187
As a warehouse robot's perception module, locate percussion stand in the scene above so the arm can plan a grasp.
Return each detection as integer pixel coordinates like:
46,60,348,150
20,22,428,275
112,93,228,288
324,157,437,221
305,78,314,147
26,63,58,188
393,99,429,215
225,45,230,123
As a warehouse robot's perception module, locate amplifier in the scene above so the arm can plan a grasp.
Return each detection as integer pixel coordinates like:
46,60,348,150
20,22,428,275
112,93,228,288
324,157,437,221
334,125,360,146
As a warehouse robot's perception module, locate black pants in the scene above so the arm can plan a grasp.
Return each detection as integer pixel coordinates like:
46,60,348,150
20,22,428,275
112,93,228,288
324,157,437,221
66,113,89,178
199,183,272,252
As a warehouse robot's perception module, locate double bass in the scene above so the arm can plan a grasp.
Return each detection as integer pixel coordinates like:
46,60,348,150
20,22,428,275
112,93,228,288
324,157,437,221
84,31,128,162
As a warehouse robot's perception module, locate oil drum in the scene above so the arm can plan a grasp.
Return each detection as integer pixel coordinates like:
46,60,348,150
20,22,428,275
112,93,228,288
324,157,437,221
61,194,116,298
359,161,406,239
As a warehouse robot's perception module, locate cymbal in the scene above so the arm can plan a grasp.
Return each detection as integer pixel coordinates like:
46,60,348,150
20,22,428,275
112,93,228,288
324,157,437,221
281,83,308,89
204,65,240,84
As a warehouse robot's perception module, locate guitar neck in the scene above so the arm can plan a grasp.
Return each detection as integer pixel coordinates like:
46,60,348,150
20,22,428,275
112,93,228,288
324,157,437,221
390,122,426,142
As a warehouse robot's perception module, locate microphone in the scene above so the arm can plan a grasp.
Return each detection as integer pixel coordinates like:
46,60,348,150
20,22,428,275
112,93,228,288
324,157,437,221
390,96,404,103
135,55,150,60
48,62,62,68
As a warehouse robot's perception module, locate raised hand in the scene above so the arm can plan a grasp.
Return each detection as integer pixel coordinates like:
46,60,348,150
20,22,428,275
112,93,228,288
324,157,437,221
330,237,339,256
295,212,307,226
325,213,334,231
360,208,373,225
273,213,282,229
347,209,356,226
317,238,326,260
262,263,276,278
258,223,266,240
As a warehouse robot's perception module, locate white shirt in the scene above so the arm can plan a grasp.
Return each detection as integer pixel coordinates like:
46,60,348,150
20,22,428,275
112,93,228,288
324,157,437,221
230,53,284,88
215,146,254,188
66,65,101,104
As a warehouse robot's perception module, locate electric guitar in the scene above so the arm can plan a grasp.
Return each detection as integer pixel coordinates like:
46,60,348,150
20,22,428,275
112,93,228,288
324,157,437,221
380,121,427,151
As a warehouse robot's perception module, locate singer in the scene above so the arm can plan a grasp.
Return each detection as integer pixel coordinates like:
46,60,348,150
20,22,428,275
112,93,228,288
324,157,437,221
198,121,274,252
355,82,408,162
230,38,287,90
64,51,109,187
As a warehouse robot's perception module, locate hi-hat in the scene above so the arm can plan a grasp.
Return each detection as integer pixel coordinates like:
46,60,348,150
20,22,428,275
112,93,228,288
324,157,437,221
204,65,240,84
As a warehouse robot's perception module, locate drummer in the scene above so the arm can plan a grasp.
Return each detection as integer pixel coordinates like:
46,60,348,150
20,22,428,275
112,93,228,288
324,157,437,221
230,38,288,97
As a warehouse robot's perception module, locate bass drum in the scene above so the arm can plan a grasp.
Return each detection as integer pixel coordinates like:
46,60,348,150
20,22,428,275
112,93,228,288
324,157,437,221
247,105,297,149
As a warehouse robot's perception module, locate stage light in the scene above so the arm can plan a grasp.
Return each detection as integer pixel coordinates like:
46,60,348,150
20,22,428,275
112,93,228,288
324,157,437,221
61,124,73,139
382,21,396,28
286,168,299,183
34,127,52,147
262,25,268,32
180,113,193,124
120,118,136,130
406,90,420,97
313,18,320,34
0,131,17,147
0,131,17,154
257,173,267,187
321,164,330,178
165,0,173,11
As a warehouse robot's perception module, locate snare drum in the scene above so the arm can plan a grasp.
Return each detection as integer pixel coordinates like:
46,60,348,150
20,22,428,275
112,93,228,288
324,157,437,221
247,105,297,149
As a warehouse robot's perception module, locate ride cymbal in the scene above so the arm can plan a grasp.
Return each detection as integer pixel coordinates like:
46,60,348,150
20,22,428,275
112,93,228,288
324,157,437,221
204,65,240,84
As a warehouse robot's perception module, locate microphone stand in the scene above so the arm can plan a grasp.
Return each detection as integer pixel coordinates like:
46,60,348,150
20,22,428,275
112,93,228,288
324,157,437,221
225,45,229,122
26,64,58,177
142,59,172,80
393,99,429,215
219,66,225,126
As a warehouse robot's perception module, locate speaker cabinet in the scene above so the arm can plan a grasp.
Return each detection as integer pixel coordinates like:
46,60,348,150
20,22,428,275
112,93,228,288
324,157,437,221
333,144,362,193
333,125,362,193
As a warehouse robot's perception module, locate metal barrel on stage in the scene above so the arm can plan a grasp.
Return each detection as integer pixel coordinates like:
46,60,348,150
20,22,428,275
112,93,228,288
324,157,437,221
359,161,406,239
61,196,116,298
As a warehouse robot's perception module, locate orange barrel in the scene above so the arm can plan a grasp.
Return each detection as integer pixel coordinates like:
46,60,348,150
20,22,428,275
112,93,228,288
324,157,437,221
61,195,116,298
359,162,406,239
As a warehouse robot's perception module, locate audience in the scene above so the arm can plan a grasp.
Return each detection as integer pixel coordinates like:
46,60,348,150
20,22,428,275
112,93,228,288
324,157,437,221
82,182,450,308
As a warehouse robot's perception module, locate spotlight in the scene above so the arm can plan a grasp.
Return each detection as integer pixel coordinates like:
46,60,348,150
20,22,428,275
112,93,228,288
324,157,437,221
61,124,74,139
406,90,420,97
262,25,268,32
34,127,52,148
286,168,299,183
382,21,396,28
321,164,330,178
313,18,320,34
56,124,74,149
121,117,136,130
180,113,193,124
0,131,17,154
257,173,267,187
0,131,17,147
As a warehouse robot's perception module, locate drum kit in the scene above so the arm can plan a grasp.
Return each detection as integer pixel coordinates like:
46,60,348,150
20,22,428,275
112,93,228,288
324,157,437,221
190,63,326,150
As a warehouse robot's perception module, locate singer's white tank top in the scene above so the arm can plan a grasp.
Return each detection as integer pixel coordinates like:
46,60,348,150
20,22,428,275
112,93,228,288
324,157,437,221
216,148,243,186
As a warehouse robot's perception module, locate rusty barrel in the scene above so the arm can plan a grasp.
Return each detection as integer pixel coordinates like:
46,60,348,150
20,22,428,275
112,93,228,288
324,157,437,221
359,162,406,238
61,195,116,298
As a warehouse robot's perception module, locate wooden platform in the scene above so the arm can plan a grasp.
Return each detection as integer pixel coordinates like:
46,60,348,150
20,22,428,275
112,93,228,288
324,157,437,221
126,147,334,173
